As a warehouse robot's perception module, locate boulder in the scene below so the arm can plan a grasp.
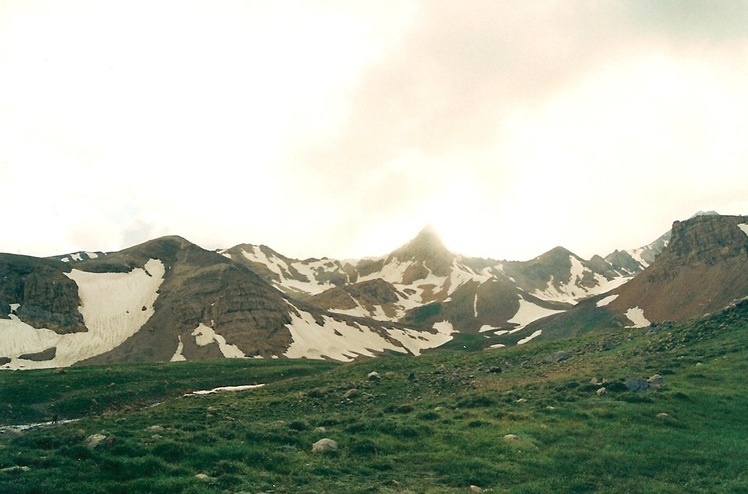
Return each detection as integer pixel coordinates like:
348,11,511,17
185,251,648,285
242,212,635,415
625,378,650,393
503,434,520,441
312,438,339,454
596,387,606,396
367,371,381,381
543,351,572,364
83,434,108,450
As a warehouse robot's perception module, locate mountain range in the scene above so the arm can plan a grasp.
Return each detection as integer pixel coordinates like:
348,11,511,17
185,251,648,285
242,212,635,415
1,213,746,369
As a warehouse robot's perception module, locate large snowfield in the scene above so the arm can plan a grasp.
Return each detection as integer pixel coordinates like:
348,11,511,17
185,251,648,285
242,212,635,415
0,259,165,369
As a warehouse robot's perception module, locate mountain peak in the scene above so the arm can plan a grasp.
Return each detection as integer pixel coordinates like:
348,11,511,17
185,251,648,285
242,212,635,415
388,225,454,276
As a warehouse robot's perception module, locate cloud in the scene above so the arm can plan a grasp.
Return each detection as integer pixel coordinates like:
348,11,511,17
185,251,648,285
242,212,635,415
1,1,747,260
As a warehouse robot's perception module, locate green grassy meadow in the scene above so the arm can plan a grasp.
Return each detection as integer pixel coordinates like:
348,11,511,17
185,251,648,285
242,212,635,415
1,301,747,493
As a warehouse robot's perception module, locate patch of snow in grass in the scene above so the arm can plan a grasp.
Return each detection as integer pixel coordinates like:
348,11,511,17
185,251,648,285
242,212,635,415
71,253,83,262
625,307,650,328
85,252,98,259
184,384,265,397
1,259,165,370
191,324,246,358
479,324,497,333
517,330,542,345
596,294,619,307
489,343,506,348
473,293,478,318
738,223,748,237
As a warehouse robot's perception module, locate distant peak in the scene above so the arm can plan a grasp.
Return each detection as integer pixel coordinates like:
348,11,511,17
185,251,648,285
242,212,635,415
388,225,453,275
413,224,442,243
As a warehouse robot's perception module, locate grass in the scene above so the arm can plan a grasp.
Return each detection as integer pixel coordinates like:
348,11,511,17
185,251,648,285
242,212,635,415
1,301,747,493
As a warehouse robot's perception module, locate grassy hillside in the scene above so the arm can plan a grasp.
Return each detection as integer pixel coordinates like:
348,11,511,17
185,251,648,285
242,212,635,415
1,301,747,493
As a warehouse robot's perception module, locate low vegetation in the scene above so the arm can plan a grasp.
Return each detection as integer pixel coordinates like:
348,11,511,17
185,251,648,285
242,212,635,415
1,301,747,493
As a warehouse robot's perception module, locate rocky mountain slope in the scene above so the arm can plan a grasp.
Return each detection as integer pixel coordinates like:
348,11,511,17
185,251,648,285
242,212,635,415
0,237,453,369
223,225,648,343
2,214,739,368
503,214,748,344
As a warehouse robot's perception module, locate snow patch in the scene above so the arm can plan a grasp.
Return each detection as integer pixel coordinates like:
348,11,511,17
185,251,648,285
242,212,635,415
387,320,455,356
170,335,186,362
738,223,748,237
517,330,542,345
596,294,619,307
184,384,265,397
507,297,564,332
71,253,83,262
283,304,408,362
624,307,651,328
191,324,246,358
479,324,497,333
473,293,478,318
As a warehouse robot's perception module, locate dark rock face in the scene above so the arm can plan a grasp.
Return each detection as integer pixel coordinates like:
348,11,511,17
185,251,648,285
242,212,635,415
19,347,56,362
0,254,85,334
609,215,748,322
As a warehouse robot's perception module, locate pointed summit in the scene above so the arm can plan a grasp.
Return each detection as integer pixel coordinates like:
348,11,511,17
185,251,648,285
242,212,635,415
389,225,454,276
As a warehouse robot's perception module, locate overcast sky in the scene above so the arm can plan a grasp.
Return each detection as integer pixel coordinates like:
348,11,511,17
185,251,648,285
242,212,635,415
2,1,747,262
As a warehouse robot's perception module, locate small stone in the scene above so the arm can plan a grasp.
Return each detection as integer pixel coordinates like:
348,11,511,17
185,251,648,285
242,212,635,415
343,388,358,399
516,398,527,403
590,377,599,385
314,426,327,433
596,387,606,396
470,485,484,493
543,351,572,364
695,362,703,367
546,406,556,410
195,473,210,480
146,425,164,432
367,371,381,381
312,438,338,453
656,412,671,419
503,434,520,441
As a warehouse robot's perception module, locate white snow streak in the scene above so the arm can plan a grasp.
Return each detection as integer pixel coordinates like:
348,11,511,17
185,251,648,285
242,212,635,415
624,307,651,328
170,335,186,362
184,384,265,396
473,293,478,318
596,294,619,307
517,330,543,345
738,224,748,237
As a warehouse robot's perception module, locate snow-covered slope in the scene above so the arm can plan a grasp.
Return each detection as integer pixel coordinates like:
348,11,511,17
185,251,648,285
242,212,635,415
0,259,164,369
229,227,643,342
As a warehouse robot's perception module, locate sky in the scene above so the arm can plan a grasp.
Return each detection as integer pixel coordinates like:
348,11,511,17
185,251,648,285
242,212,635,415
1,0,747,262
